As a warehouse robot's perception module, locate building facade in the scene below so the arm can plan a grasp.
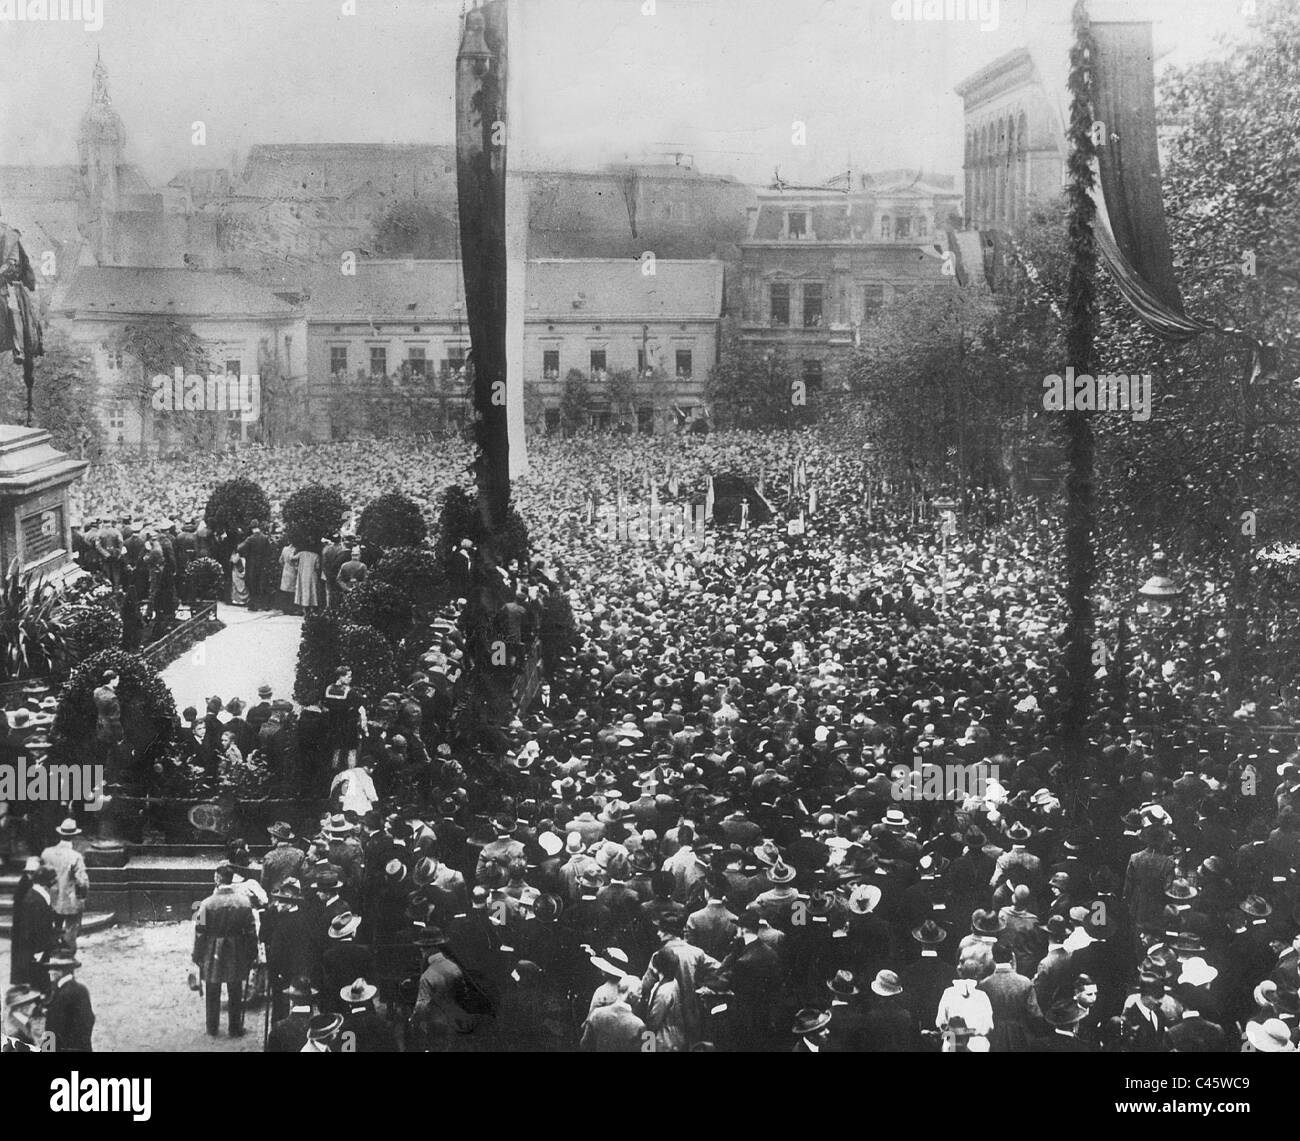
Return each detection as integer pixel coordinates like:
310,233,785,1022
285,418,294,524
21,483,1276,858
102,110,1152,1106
303,258,723,436
954,48,1068,230
737,171,963,386
50,267,307,453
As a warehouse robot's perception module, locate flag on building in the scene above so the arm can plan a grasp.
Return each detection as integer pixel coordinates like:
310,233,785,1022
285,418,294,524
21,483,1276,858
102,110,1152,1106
705,475,715,522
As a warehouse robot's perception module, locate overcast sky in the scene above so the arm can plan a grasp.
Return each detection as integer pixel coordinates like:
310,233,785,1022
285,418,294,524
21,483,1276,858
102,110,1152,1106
0,0,1249,188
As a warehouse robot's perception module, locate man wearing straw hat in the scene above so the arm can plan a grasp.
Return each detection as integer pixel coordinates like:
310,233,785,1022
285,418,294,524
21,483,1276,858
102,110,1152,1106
41,818,89,953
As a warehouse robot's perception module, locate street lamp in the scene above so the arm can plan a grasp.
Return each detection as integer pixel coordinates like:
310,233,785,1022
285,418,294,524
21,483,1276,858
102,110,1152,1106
1137,550,1185,621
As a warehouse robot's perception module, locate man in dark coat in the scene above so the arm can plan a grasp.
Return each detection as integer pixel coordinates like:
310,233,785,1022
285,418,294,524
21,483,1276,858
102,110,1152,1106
10,862,57,989
265,977,316,1053
859,969,921,1051
320,912,374,1016
265,881,319,1022
338,977,398,1052
193,865,258,1036
43,953,95,1052
236,522,274,611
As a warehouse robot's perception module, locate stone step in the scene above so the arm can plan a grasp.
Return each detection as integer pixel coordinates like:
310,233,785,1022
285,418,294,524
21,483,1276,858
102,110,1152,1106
0,909,116,938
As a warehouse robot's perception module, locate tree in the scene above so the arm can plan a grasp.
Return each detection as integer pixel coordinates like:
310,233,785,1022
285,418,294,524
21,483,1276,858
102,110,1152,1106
52,648,177,778
1087,0,1300,696
281,484,348,551
608,368,637,427
372,198,457,258
257,335,307,447
114,318,210,456
559,368,590,431
358,491,428,551
523,380,546,431
706,323,806,430
204,477,271,540
0,326,105,459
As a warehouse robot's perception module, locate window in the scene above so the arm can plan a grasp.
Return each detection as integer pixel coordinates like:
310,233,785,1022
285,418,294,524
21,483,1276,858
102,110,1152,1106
802,359,824,390
863,284,885,315
284,335,293,369
895,217,911,239
408,347,427,376
370,346,387,377
803,283,824,328
542,349,560,379
589,349,607,377
330,346,349,375
108,403,125,430
787,210,808,239
675,349,693,379
879,215,892,240
105,349,123,370
225,358,241,376
916,216,928,238
770,282,790,326
441,346,466,378
637,348,647,373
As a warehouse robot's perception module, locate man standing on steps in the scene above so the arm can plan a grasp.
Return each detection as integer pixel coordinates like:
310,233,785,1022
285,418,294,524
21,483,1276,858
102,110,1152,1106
193,862,258,1037
41,819,89,953
237,521,274,612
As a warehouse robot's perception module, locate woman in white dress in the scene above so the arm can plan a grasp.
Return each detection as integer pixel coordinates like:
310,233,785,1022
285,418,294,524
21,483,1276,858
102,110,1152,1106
230,553,250,606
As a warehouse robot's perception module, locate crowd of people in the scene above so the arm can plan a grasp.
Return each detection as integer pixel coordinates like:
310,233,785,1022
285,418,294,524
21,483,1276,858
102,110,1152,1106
4,423,1298,1051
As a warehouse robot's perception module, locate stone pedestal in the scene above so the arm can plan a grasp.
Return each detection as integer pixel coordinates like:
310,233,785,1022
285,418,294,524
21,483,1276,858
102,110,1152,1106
0,425,89,581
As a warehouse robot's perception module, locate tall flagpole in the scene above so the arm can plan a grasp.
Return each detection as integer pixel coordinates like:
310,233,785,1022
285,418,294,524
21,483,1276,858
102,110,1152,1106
457,0,511,538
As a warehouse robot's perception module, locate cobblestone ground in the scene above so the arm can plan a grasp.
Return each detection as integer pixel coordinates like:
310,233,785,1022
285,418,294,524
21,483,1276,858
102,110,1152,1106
1,922,264,1053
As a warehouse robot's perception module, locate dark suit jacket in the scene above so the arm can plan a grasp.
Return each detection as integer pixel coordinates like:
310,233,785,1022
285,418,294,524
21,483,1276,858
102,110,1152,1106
859,994,921,1052
321,941,376,1014
11,889,57,988
340,1005,399,1052
1031,947,1074,1012
266,1011,313,1053
46,978,95,1051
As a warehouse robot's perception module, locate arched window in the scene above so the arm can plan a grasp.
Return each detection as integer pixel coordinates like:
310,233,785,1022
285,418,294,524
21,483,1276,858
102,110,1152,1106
879,215,892,240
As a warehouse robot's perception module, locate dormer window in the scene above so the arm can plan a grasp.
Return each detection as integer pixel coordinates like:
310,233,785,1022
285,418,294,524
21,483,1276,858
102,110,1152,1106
879,215,892,240
787,211,808,239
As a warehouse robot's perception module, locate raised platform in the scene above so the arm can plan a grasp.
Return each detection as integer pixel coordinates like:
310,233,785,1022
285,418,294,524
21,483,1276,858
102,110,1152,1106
0,843,262,931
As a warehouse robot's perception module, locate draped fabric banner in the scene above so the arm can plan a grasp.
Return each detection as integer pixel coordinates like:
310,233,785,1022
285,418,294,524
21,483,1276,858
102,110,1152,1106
1090,21,1185,314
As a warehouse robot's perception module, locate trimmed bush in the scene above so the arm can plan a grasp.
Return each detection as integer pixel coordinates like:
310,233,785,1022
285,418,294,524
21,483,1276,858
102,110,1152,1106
52,648,177,769
184,556,225,601
339,622,398,700
338,579,415,644
372,546,450,611
294,612,341,704
358,491,428,551
205,476,271,538
60,603,124,664
294,611,396,704
282,483,348,551
434,484,531,571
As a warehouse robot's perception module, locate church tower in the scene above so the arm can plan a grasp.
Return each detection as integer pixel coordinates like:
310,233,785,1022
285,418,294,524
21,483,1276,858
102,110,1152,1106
77,52,125,262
